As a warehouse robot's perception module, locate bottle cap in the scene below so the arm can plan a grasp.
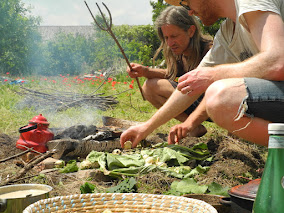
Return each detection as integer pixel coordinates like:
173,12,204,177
268,123,284,135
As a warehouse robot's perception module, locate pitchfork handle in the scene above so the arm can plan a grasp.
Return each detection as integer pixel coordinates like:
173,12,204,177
84,1,145,101
107,30,146,101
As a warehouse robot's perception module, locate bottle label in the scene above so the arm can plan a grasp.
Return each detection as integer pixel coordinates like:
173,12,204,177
268,136,284,148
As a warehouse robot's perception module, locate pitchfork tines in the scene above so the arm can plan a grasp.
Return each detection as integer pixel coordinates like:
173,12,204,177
84,1,145,100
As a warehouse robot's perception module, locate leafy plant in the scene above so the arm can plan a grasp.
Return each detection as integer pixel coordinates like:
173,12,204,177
167,178,229,196
0,0,41,76
106,177,137,193
80,182,98,194
59,160,79,173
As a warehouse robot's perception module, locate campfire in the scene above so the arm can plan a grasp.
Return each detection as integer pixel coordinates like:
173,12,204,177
48,123,124,160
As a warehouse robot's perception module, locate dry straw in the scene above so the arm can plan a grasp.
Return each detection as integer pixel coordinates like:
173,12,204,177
23,193,217,213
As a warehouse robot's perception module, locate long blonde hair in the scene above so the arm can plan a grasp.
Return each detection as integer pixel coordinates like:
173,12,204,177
153,6,210,80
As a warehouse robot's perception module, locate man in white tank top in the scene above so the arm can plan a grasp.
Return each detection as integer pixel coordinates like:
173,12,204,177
120,0,284,148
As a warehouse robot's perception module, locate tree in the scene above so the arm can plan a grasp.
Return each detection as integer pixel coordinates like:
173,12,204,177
0,0,41,76
149,0,223,37
150,0,169,23
200,18,225,37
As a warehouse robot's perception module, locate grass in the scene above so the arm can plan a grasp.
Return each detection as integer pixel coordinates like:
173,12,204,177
0,73,181,136
0,72,225,140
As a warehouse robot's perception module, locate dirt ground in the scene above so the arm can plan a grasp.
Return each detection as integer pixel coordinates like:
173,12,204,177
0,125,267,198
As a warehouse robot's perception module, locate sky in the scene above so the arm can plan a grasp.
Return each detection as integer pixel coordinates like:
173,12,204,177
22,0,153,26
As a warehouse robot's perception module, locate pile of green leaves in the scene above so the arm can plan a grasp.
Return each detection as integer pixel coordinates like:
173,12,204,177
80,143,212,179
78,143,230,196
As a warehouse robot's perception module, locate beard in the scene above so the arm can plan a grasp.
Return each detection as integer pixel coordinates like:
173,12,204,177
195,1,220,26
199,15,220,26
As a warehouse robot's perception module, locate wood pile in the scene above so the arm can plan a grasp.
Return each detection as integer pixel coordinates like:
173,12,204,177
14,86,119,111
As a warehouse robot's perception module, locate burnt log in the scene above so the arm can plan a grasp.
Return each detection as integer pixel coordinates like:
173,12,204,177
52,125,97,140
47,138,122,159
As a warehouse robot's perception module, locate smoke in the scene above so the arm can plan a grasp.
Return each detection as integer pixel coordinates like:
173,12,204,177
43,106,102,129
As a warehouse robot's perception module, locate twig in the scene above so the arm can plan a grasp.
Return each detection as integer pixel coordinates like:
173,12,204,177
0,146,41,163
128,94,149,113
0,149,30,163
17,144,44,155
0,150,57,186
8,169,57,184
237,176,253,181
13,85,119,112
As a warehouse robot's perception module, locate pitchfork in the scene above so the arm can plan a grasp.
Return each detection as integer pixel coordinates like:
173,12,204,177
84,1,145,100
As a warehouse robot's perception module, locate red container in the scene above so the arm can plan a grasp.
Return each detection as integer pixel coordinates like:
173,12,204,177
16,114,54,153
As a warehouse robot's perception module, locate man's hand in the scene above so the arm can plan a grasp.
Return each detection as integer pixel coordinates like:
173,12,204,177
168,123,207,144
168,98,209,144
127,63,148,78
177,67,215,96
120,123,151,148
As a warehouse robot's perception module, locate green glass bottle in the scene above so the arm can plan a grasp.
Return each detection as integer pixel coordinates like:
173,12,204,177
253,123,284,213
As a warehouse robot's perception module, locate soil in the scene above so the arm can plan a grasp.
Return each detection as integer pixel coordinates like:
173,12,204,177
0,124,267,201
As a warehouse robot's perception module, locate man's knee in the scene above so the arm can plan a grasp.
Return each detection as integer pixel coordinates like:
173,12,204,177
143,78,157,92
205,80,226,111
205,79,246,120
142,79,162,100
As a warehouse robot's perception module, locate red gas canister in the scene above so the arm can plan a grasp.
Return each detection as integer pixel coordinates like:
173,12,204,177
16,114,54,153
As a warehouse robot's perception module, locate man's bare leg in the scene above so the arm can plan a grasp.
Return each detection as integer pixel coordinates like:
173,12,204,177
143,78,200,122
143,78,207,136
205,78,269,146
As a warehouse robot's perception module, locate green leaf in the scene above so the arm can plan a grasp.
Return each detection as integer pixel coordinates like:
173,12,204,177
208,182,230,196
192,143,208,151
107,153,145,170
59,160,78,173
166,144,210,160
170,178,208,194
80,182,96,194
106,177,137,193
164,166,192,178
184,165,210,178
141,147,188,166
108,165,159,179
86,151,105,163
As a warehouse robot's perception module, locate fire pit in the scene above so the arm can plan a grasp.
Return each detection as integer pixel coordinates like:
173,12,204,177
47,124,124,159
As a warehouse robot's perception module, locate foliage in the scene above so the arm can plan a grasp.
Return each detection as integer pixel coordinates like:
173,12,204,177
31,24,159,75
0,83,36,133
80,178,137,194
167,178,229,196
80,182,99,194
200,18,226,37
0,0,224,77
149,1,223,38
114,25,160,65
106,177,137,193
59,160,79,173
80,143,211,179
0,0,41,76
150,0,169,23
40,34,94,76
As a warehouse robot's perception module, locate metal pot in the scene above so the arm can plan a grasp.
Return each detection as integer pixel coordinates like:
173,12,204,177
220,179,260,213
0,184,52,213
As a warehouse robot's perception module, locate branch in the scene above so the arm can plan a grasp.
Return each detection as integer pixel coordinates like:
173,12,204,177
0,145,42,163
0,149,57,186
